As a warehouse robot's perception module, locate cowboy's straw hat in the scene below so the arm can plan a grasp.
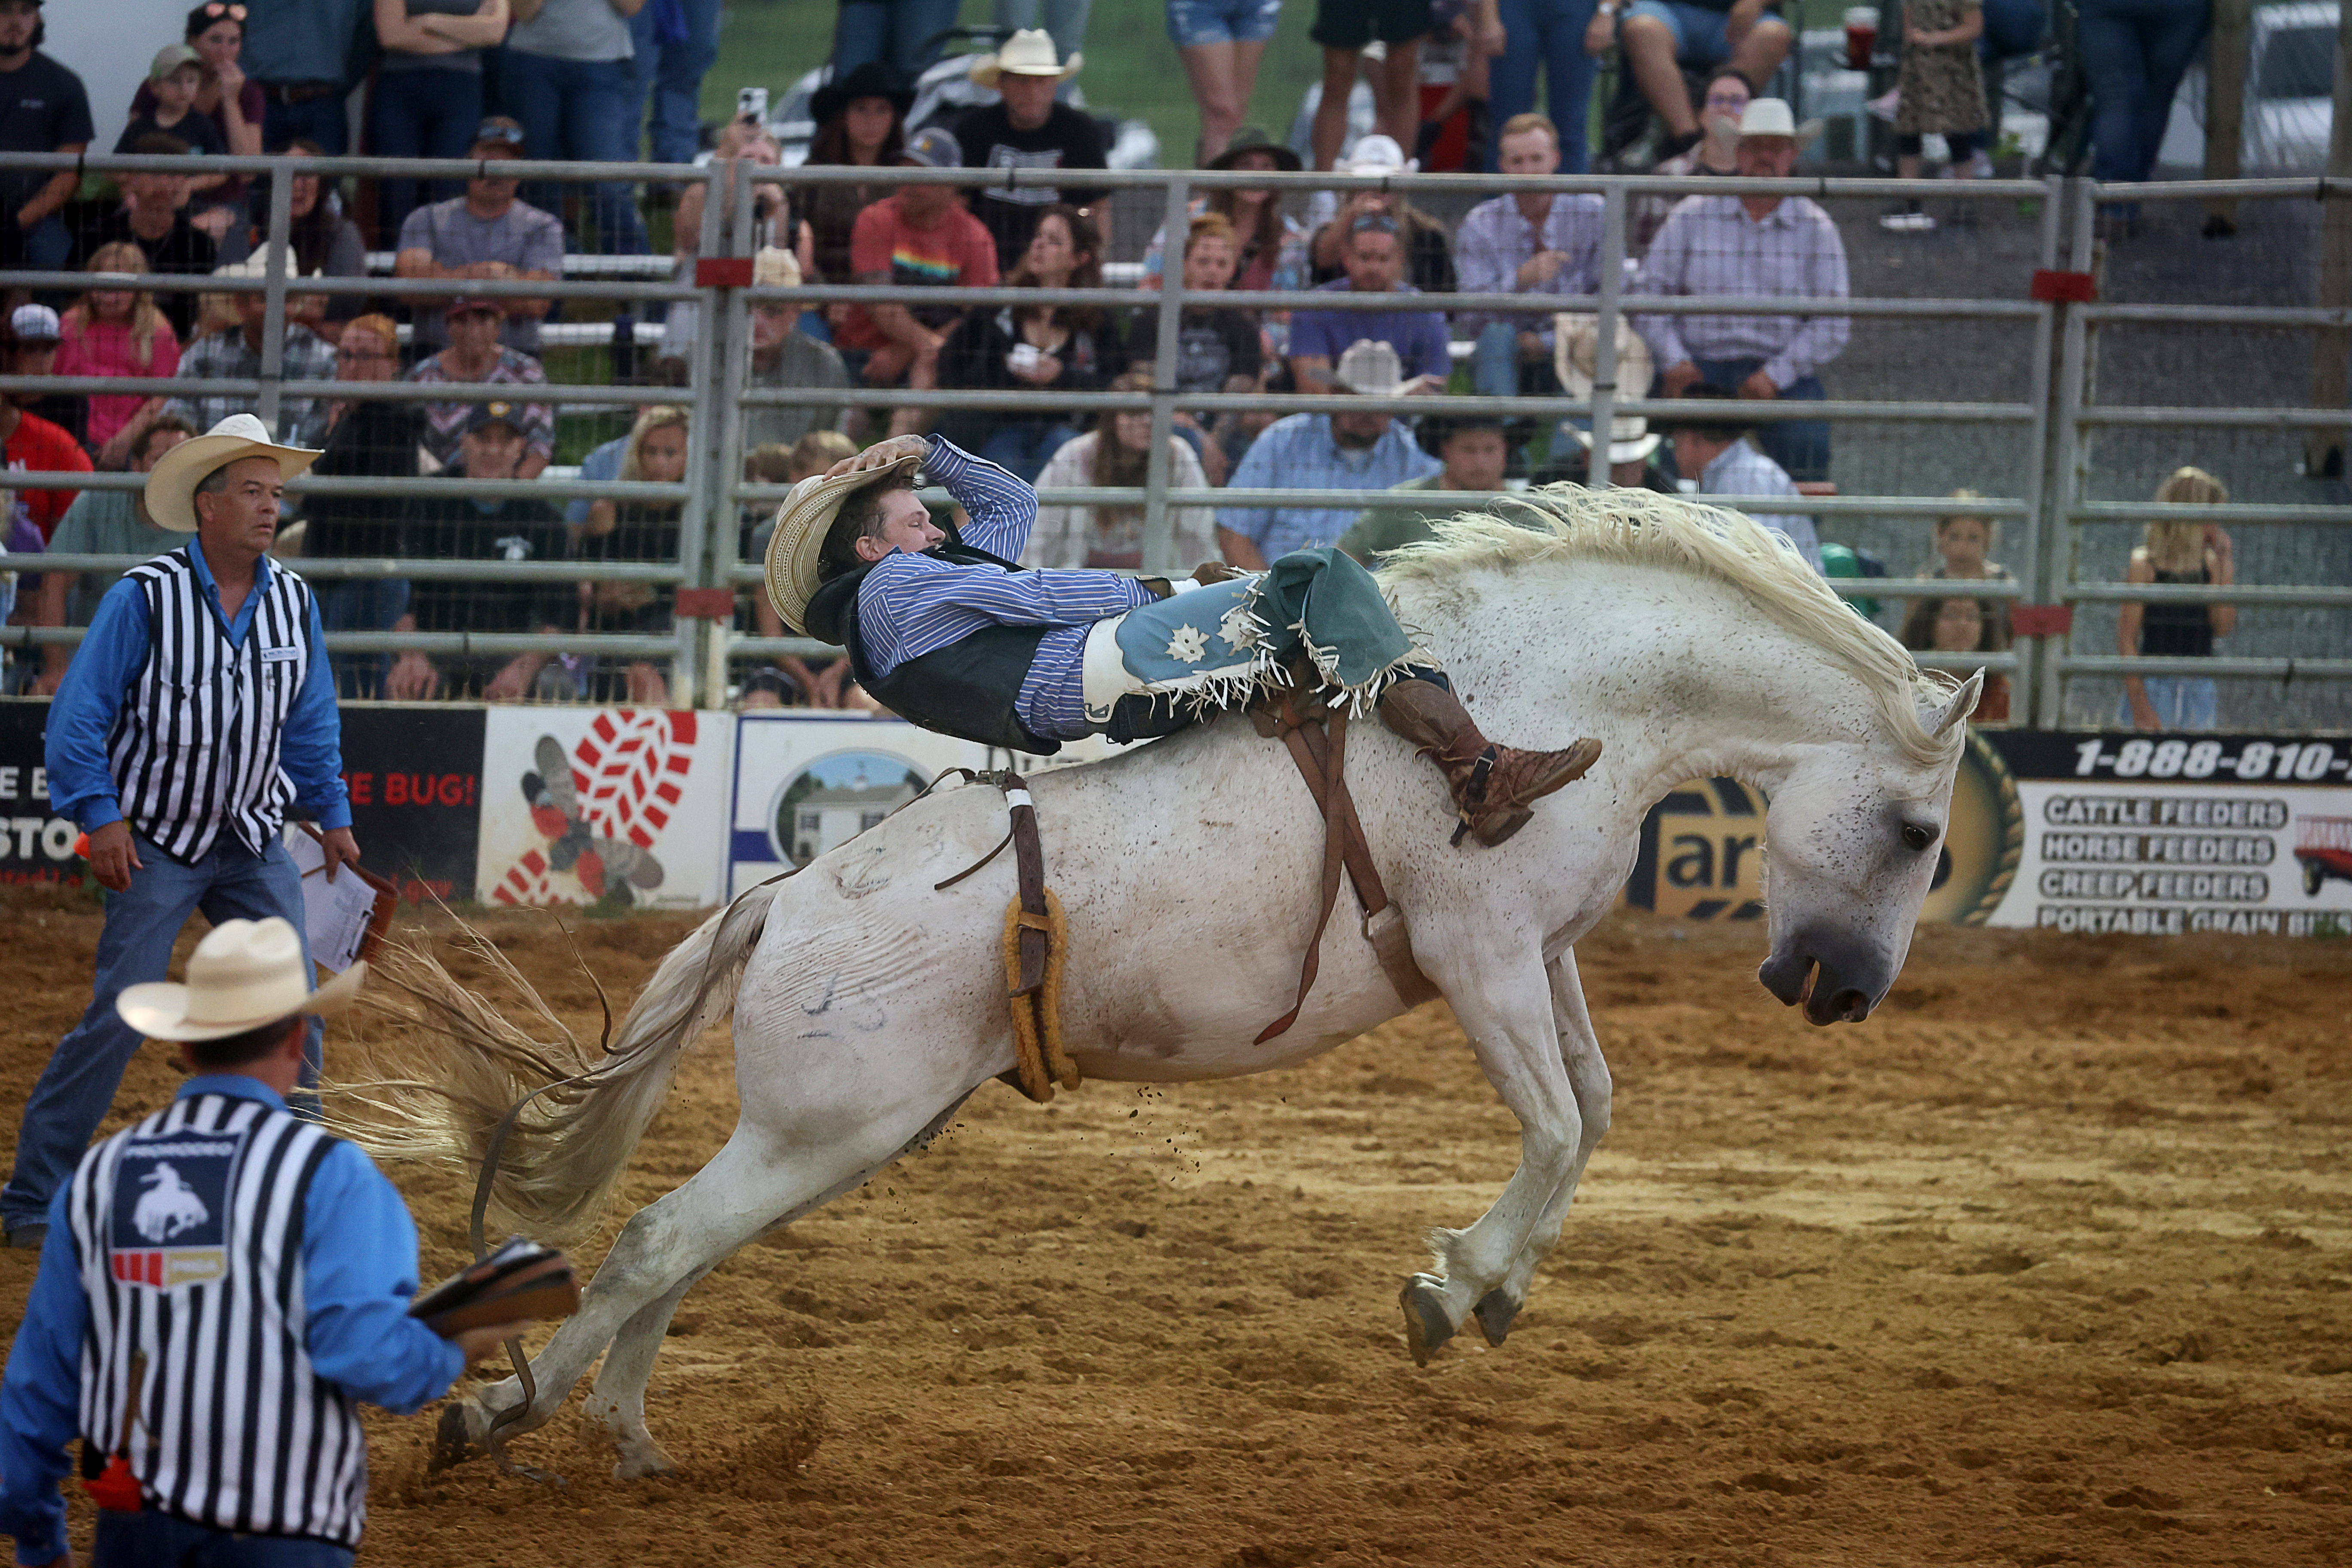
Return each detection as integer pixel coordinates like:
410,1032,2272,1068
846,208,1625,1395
1570,415,1664,466
763,449,927,634
1553,315,1656,406
117,917,365,1043
144,413,320,533
1736,98,1824,149
1330,339,1407,396
969,28,1081,87
1336,133,1416,176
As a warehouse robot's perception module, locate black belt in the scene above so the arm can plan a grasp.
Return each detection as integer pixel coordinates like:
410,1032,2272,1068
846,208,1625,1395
261,81,342,106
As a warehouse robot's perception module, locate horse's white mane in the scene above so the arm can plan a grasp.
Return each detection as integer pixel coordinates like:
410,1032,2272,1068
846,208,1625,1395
1377,484,1964,768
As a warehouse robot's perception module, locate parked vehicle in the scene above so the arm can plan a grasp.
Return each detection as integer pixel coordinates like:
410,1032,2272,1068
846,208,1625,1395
2159,1,2336,173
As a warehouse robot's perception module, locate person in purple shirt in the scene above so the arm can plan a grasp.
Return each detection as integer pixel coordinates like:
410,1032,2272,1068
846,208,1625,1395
1287,212,1454,395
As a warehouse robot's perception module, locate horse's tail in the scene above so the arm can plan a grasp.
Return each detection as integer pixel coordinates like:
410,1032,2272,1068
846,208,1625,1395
332,891,774,1249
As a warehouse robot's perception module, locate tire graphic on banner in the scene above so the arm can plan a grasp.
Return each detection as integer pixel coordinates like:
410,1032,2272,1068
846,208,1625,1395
479,709,732,909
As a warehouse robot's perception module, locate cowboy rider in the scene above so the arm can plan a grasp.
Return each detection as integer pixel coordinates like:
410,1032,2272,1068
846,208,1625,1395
766,432,1600,847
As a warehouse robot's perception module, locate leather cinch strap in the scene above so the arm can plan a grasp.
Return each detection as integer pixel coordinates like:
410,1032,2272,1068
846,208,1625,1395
1254,697,1439,1044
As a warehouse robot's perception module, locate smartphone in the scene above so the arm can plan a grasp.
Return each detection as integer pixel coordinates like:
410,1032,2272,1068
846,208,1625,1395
1008,342,1044,375
737,86,769,123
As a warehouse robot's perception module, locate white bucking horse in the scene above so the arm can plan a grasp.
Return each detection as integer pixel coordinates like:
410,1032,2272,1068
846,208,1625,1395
355,489,1978,1480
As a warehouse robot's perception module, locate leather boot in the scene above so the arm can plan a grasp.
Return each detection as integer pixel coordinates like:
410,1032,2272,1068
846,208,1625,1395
1378,678,1603,847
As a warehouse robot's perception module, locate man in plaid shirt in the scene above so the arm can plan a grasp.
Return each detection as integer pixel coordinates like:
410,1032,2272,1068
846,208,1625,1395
1634,100,1848,482
161,256,338,449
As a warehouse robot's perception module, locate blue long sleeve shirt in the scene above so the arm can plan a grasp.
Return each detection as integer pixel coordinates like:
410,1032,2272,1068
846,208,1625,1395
43,536,352,840
858,436,1156,741
0,1077,464,1565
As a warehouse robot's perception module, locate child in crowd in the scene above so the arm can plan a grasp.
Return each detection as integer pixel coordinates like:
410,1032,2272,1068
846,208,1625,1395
56,242,183,469
1918,488,2013,643
579,405,692,707
1882,0,1988,231
744,431,880,711
1900,594,2010,721
2117,467,2234,732
116,45,227,163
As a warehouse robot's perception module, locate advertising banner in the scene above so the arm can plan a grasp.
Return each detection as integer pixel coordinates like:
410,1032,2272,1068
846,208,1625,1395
477,707,732,910
1619,731,2352,937
0,702,84,889
726,714,992,900
1977,732,2352,938
337,707,485,903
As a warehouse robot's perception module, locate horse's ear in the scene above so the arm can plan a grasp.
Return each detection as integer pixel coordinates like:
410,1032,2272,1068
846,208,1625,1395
1927,670,1985,735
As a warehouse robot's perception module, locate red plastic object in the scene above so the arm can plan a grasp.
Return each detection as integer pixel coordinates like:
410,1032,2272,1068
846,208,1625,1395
2030,270,2097,303
673,587,737,620
82,1455,141,1511
2010,603,2075,637
693,257,754,288
73,832,89,859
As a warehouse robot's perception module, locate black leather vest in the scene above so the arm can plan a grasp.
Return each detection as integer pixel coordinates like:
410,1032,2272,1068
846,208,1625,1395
802,539,1066,756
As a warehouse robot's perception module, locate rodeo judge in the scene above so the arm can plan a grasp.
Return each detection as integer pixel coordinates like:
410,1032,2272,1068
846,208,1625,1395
0,919,536,1567
766,433,1602,846
2,415,357,1251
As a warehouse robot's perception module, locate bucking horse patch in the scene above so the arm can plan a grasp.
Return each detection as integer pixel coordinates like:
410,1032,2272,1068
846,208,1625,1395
107,1126,247,1288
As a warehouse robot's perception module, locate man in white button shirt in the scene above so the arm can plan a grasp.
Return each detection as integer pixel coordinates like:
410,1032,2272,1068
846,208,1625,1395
1663,384,1822,573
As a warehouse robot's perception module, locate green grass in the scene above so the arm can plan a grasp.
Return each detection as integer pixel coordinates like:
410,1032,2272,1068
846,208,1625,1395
701,0,1332,167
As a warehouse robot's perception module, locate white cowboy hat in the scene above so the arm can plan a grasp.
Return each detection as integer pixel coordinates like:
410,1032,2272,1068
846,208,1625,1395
1570,415,1664,467
763,448,928,634
1330,339,1407,396
116,917,366,1043
1735,98,1824,148
1552,315,1656,406
1336,133,1417,176
753,245,801,290
968,28,1082,86
144,413,321,533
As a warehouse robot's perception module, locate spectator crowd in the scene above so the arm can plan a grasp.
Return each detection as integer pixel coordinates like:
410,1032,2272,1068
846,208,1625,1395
0,0,2230,726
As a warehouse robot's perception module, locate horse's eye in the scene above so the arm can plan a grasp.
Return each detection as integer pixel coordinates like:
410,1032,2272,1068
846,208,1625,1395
1901,823,1937,853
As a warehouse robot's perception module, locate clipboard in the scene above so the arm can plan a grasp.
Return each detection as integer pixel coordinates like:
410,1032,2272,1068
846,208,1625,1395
290,824,398,971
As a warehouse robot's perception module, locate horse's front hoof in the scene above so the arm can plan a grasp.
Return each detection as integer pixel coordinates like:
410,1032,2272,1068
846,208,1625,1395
1399,1274,1457,1366
1473,1288,1521,1348
428,1401,485,1474
613,1440,679,1481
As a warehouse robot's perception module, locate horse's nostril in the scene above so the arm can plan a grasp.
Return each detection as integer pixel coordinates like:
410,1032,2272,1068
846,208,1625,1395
1831,989,1869,1022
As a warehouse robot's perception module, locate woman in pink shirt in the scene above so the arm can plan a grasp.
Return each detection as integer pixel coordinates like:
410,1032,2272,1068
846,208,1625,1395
56,242,183,469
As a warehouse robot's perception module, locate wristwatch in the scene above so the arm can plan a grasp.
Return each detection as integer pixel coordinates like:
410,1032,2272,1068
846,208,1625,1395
1597,3,1618,15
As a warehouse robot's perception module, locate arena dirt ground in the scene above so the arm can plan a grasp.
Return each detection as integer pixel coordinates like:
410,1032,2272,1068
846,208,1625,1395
2,887,2349,1567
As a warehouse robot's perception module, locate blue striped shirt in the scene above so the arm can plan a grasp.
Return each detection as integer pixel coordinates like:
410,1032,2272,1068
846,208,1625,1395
1217,414,1442,560
858,437,1157,741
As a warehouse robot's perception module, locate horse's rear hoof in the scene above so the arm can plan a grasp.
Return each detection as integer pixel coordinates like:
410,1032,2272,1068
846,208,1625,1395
429,1401,484,1475
1399,1274,1456,1366
1473,1288,1521,1348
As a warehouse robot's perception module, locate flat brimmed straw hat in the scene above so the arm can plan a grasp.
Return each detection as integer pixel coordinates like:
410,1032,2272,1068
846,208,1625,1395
969,28,1081,86
1736,97,1823,148
144,413,320,533
117,917,365,1043
763,450,927,634
1553,315,1656,405
1571,416,1664,466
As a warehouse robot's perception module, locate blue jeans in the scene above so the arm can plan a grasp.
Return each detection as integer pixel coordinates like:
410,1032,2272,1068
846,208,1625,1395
1624,0,1739,64
1490,0,1602,173
1472,321,1568,398
629,0,725,166
0,832,322,1235
94,1507,353,1568
1166,0,1280,46
498,50,652,255
372,67,484,243
314,576,412,698
260,91,350,156
2117,674,2218,730
0,214,69,270
833,0,964,81
980,419,1081,483
1692,355,1829,482
2076,0,2209,184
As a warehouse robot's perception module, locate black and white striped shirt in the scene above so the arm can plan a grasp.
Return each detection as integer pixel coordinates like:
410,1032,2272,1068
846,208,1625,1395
67,1094,369,1547
104,547,317,862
